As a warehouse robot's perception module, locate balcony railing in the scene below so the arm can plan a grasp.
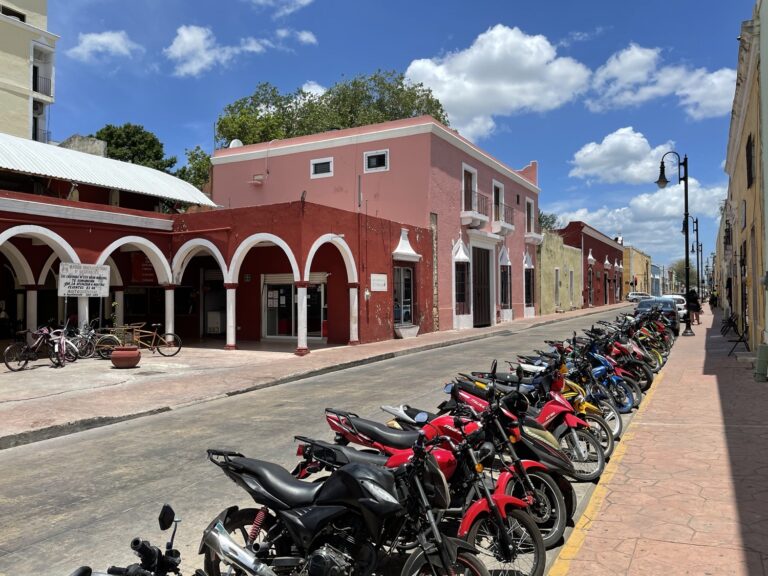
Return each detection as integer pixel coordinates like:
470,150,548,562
493,202,515,223
476,193,489,217
34,128,50,143
33,74,51,96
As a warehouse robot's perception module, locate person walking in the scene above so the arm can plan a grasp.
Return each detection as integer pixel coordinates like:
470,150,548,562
687,289,702,325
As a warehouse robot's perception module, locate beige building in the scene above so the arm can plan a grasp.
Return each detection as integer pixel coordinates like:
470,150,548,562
536,231,583,314
623,246,652,295
0,0,57,142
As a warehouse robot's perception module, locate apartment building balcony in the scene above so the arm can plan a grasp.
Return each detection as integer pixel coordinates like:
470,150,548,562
32,74,52,97
525,231,544,245
460,191,490,229
491,203,515,236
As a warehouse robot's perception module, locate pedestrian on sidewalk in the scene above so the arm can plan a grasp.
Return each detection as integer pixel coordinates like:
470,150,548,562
709,289,719,311
687,289,702,325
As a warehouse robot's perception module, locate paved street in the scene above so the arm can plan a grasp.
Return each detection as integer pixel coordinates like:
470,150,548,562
0,307,626,575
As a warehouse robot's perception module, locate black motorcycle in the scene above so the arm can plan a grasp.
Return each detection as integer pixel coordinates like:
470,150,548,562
202,436,490,576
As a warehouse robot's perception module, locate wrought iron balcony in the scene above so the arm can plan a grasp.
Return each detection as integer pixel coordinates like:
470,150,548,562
492,202,515,235
33,74,51,96
460,192,490,229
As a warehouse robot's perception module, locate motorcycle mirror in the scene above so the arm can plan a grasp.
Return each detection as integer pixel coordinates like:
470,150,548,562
158,504,176,531
515,365,524,380
490,359,497,376
414,412,429,424
443,383,454,394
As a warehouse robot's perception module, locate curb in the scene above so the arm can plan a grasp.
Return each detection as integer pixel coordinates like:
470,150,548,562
0,304,630,451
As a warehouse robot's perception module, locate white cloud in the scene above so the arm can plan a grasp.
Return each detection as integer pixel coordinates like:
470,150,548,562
569,127,672,184
276,28,317,45
301,80,326,96
163,26,271,77
587,43,736,120
67,30,143,62
557,26,608,48
248,0,314,18
406,24,591,141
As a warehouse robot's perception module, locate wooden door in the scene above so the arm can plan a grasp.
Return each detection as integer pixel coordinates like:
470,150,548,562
472,247,491,327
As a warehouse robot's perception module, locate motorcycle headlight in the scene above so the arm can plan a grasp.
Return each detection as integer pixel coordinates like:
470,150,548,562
522,425,561,451
361,480,399,505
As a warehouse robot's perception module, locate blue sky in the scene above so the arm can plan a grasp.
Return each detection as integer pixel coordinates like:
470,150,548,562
50,0,754,267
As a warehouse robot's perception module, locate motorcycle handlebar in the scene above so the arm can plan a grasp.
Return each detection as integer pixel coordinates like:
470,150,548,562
107,566,153,576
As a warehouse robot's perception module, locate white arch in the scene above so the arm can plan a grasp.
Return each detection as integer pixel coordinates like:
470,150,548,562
171,238,228,285
106,256,124,286
95,236,172,285
229,233,300,284
0,225,80,268
303,234,358,283
38,252,59,285
0,242,34,285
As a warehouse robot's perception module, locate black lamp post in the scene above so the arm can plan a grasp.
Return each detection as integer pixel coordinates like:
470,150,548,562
656,151,695,336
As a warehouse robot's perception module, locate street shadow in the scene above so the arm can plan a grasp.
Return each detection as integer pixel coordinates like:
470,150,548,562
704,308,768,575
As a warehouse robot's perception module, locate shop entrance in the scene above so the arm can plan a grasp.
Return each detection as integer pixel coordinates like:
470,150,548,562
263,277,326,338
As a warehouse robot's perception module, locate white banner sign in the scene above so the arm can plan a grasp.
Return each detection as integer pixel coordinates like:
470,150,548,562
370,273,388,292
58,263,111,298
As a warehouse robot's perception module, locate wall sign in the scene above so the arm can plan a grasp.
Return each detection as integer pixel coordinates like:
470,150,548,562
370,273,388,292
58,263,111,297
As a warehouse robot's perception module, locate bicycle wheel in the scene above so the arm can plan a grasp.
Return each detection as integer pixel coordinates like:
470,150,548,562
4,343,29,371
96,334,121,359
64,339,79,363
74,336,96,359
157,333,182,357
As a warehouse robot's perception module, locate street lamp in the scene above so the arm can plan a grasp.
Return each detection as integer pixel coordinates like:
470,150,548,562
656,151,695,336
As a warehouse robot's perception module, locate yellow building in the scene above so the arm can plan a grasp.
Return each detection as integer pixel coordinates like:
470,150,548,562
721,12,764,352
536,231,583,315
623,246,652,296
0,0,57,141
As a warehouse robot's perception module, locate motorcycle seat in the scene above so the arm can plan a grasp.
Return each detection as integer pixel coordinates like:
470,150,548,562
231,457,322,509
306,438,390,467
348,416,421,450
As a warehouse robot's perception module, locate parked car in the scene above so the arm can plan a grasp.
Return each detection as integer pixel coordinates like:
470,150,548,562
663,294,687,321
634,297,681,336
627,292,652,302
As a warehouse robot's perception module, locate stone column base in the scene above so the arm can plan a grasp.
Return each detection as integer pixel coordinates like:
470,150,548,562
295,347,310,356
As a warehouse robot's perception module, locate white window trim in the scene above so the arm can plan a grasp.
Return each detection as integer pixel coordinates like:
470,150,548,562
363,149,389,173
492,179,505,221
310,157,334,179
525,198,535,233
462,162,478,211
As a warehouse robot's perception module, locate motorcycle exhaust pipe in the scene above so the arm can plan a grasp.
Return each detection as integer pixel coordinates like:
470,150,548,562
203,520,277,576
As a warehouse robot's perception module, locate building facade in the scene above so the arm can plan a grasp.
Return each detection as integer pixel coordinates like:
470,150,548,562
623,246,652,296
211,116,543,332
650,263,662,296
558,222,624,307
536,231,583,315
0,0,56,142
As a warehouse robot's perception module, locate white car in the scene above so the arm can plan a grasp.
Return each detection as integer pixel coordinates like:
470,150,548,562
627,292,652,302
663,294,687,321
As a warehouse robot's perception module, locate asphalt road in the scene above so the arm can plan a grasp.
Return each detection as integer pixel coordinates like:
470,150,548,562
0,307,631,576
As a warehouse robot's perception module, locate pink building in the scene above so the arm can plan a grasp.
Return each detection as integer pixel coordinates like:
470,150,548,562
212,116,543,331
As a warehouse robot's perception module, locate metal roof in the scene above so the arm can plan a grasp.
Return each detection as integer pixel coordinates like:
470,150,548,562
0,132,216,206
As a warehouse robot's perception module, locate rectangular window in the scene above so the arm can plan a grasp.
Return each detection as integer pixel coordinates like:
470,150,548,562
493,181,504,221
526,199,535,233
462,166,476,211
455,262,469,314
746,134,754,188
500,265,511,309
1,6,25,21
364,149,389,173
310,157,333,179
525,268,535,307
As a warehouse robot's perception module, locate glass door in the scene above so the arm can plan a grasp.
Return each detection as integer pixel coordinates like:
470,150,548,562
265,284,293,336
394,266,413,325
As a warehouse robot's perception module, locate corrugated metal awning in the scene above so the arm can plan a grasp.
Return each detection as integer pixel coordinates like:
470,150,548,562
0,132,216,207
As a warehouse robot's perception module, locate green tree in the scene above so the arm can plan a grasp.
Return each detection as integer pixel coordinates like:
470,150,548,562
175,145,211,191
215,71,449,147
93,123,177,173
668,258,698,289
538,210,560,231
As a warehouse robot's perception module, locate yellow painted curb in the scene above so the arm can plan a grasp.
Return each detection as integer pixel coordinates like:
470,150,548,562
547,370,665,575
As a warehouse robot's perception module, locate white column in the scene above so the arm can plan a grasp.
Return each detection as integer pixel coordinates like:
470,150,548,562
164,287,175,335
349,283,359,344
25,287,37,331
114,290,124,326
225,284,237,350
77,296,89,329
296,282,309,355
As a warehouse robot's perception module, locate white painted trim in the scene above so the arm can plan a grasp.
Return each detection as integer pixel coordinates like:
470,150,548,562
461,162,478,211
212,120,541,194
0,242,34,284
468,241,496,327
304,233,358,283
310,156,334,179
0,12,59,39
492,179,504,221
0,196,173,230
95,236,172,285
0,224,80,264
525,198,535,233
230,233,300,284
363,149,389,173
38,252,58,285
172,238,228,285
106,256,123,286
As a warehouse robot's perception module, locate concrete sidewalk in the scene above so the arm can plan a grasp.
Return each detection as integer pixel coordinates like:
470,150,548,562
0,302,629,450
550,309,768,575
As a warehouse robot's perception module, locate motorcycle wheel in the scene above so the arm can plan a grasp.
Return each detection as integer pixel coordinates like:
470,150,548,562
506,470,567,549
203,508,282,576
583,414,615,459
607,380,634,414
464,509,545,576
560,429,605,482
402,549,491,576
621,376,643,408
633,362,655,392
598,400,624,439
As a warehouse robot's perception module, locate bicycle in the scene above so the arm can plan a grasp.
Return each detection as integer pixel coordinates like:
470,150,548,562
3,326,59,371
132,323,182,357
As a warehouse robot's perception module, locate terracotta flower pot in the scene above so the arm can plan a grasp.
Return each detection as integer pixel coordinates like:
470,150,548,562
111,346,141,369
